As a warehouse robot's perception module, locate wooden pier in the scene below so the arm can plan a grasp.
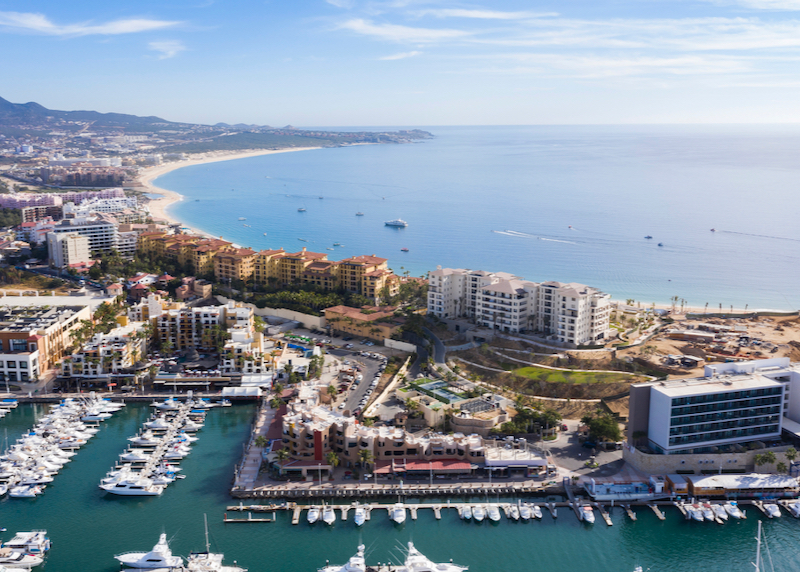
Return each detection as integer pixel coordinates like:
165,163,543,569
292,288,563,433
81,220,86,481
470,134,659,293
622,504,637,521
648,503,666,520
593,503,613,526
224,512,274,523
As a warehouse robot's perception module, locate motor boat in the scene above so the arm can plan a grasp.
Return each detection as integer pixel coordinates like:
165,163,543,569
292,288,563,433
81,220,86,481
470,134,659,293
353,506,366,527
519,504,531,521
724,501,744,519
1,531,51,553
153,398,181,411
401,542,467,572
185,514,247,572
461,505,472,520
532,505,543,519
100,477,164,496
786,500,800,518
487,505,501,522
307,507,320,524
120,450,151,463
144,417,171,430
686,504,704,522
764,502,781,518
384,219,408,227
322,505,336,526
8,485,43,498
581,505,595,524
701,504,715,521
319,544,366,572
508,505,520,521
711,504,728,521
390,503,407,524
0,547,44,569
472,505,485,522
115,532,184,569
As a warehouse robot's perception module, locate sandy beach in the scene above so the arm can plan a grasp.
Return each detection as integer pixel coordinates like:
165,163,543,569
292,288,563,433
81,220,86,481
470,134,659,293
138,147,321,235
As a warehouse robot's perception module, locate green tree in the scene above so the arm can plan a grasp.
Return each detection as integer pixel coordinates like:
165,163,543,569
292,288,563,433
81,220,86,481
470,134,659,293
785,447,797,464
777,461,788,474
326,451,340,471
275,448,290,476
254,435,268,448
327,385,338,397
358,448,373,470
580,411,621,443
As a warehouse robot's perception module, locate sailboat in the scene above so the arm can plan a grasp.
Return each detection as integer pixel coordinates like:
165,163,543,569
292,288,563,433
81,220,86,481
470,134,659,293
186,514,247,571
753,520,774,572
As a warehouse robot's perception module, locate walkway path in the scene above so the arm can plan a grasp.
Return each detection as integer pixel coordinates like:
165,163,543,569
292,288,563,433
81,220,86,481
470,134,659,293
234,400,275,489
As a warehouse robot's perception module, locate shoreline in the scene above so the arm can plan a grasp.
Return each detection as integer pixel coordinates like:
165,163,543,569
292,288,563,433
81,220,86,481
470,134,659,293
138,147,322,238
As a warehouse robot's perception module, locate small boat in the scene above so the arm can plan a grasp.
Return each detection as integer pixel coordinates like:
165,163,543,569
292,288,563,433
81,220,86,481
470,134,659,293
333,242,342,246
319,196,323,199
355,212,364,216
724,501,744,519
8,485,43,498
0,547,44,568
115,533,184,569
307,506,320,524
353,506,366,527
786,500,800,518
390,503,406,524
519,504,531,520
217,399,232,408
384,219,408,227
298,208,306,212
185,514,247,572
461,505,472,520
532,505,543,519
400,247,409,252
263,233,267,236
238,217,246,221
711,503,728,521
581,505,595,524
472,505,485,522
710,228,716,232
487,504,501,522
657,242,664,247
687,504,704,522
327,248,335,251
298,238,308,242
319,544,366,572
644,235,653,239
508,505,520,521
322,505,336,526
764,502,781,518
701,504,715,521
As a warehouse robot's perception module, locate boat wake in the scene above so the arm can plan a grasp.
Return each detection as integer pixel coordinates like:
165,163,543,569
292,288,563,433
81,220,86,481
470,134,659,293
717,229,800,243
492,230,577,245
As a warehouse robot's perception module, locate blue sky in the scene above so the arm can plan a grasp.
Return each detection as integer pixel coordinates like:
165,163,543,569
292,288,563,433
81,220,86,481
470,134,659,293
2,0,800,125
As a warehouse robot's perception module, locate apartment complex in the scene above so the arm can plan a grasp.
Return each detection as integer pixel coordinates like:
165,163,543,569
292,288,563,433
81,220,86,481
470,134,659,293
629,358,800,455
427,267,611,345
48,214,119,255
46,232,91,269
0,304,91,383
220,321,271,375
61,321,148,379
155,300,253,351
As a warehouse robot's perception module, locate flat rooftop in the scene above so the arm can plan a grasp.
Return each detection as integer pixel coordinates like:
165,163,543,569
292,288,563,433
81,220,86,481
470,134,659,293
650,373,784,398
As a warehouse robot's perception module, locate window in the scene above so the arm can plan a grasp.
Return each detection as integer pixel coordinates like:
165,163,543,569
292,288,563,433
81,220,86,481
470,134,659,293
10,339,26,352
6,361,15,368
19,362,27,369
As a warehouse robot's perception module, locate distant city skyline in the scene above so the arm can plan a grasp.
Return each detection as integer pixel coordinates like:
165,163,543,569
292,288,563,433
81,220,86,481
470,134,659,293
3,0,800,126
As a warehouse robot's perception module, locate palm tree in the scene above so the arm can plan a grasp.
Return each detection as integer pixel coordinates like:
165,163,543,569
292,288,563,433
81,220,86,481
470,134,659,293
326,451,340,479
785,447,797,464
275,448,290,476
358,448,373,471
362,417,375,427
777,461,788,474
254,435,268,448
327,385,338,397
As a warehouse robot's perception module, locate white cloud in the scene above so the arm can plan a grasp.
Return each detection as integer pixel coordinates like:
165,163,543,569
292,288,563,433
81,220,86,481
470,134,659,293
379,50,422,59
0,11,180,36
413,9,558,20
701,0,800,9
149,40,187,59
326,0,356,8
339,18,469,43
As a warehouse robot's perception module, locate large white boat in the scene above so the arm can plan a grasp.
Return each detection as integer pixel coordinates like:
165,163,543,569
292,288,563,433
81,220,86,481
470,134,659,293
711,503,728,521
400,542,468,572
353,506,366,527
519,504,531,520
115,533,183,569
307,506,320,524
100,477,164,496
318,544,366,572
384,219,408,227
8,485,43,498
461,505,472,520
532,505,543,519
185,514,247,572
472,505,485,522
508,505,520,521
1,531,51,554
724,501,744,519
487,505,501,522
686,504,704,522
764,502,781,518
390,503,407,524
0,548,44,569
322,505,336,526
786,500,800,518
581,505,595,524
701,504,715,521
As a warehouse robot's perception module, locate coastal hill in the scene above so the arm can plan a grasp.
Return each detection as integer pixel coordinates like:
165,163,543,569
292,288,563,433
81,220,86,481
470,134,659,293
0,95,433,151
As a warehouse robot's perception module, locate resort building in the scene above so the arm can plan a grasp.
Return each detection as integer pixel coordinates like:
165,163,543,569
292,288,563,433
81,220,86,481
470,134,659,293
47,214,119,255
338,255,399,302
155,300,254,352
629,358,800,455
323,305,404,342
214,247,257,283
534,281,611,345
220,322,271,375
46,232,91,269
61,321,149,380
0,304,91,383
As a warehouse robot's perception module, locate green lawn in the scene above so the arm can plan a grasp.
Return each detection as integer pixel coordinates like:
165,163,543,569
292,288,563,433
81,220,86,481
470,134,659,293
514,366,636,384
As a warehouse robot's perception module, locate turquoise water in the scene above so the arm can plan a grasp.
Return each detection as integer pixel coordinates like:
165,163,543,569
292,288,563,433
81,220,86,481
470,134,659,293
3,403,800,571
157,125,800,311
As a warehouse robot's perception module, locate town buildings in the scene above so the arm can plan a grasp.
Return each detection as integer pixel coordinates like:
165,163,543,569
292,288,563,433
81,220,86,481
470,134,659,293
323,305,404,342
61,321,148,380
47,232,91,269
0,304,91,384
628,358,800,455
427,267,611,345
48,214,119,256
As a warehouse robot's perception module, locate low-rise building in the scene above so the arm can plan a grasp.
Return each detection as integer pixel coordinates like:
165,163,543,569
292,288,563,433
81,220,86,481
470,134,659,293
324,305,403,342
61,321,148,380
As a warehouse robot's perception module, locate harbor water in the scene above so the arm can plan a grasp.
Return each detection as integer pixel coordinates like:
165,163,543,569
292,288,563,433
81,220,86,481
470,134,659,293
157,125,800,311
3,403,800,571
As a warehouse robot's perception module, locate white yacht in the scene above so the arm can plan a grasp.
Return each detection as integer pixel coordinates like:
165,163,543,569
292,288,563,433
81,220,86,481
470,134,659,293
115,533,184,569
318,544,366,572
100,477,164,496
399,542,467,572
461,505,472,520
472,505,485,522
322,505,336,526
786,500,800,518
1,531,51,554
487,505,501,522
723,501,744,519
581,505,595,524
0,548,43,569
764,502,781,518
384,219,408,227
701,504,715,521
307,506,320,524
390,503,407,525
186,515,247,572
508,505,520,521
8,485,43,498
120,450,151,463
686,504,704,522
711,503,728,521
353,506,366,527
519,504,531,521
144,417,172,430
532,505,543,519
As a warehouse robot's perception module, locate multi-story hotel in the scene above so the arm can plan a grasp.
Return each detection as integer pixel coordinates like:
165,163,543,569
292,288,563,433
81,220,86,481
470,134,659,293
0,304,91,384
155,300,254,351
629,358,800,455
61,321,148,380
427,267,610,345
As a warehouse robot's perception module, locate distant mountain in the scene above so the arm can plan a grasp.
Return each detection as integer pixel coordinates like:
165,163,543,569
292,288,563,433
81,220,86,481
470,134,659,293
0,95,182,128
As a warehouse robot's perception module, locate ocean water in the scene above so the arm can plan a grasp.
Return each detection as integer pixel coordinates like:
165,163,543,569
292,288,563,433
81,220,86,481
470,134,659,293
157,126,800,311
3,402,800,572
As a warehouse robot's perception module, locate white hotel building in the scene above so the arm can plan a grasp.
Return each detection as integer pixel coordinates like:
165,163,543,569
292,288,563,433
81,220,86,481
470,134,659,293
427,267,611,346
629,358,800,455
